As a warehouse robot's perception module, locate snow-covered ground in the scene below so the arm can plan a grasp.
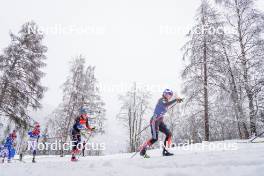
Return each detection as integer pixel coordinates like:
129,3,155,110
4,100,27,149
1,140,264,176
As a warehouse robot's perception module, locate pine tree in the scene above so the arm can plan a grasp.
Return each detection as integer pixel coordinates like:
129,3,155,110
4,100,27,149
82,66,106,133
182,0,223,141
61,56,86,145
0,21,47,128
47,56,106,156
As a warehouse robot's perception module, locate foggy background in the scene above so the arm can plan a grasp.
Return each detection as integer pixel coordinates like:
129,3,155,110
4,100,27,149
1,0,263,153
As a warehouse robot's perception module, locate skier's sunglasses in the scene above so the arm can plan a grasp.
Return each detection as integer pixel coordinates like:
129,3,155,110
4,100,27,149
166,92,173,96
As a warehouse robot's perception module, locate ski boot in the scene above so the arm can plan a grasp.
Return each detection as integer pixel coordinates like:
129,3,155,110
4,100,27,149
7,159,11,163
71,154,78,162
32,153,36,163
140,148,150,158
162,149,174,156
19,154,23,161
71,157,78,162
143,154,150,158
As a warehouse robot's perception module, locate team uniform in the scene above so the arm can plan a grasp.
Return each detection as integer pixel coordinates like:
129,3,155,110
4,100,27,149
71,108,94,161
1,131,17,163
139,89,182,157
28,123,41,163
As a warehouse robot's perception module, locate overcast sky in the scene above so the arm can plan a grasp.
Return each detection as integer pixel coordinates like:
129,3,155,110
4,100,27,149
1,0,263,153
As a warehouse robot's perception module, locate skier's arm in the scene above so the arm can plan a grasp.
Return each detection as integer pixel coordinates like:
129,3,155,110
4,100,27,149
28,131,32,136
164,99,177,107
164,98,183,107
85,120,93,131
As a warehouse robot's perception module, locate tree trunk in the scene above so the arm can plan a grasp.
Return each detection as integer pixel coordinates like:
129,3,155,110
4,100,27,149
223,45,249,139
235,0,254,137
202,9,210,141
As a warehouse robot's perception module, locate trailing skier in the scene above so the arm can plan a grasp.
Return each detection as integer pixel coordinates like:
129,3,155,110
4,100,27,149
1,130,17,163
71,108,95,161
28,122,41,163
139,89,183,158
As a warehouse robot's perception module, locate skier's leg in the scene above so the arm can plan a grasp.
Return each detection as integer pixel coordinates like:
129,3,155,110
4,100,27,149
0,147,6,163
76,135,81,154
7,147,12,163
159,122,172,147
32,150,36,163
32,140,37,163
71,135,78,160
159,122,173,156
71,134,81,161
19,153,23,161
139,119,159,156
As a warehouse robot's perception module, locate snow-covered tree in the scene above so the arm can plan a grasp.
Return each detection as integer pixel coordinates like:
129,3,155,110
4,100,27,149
82,66,106,134
0,21,47,129
117,83,151,152
182,0,224,141
47,56,106,155
215,0,264,136
60,56,86,146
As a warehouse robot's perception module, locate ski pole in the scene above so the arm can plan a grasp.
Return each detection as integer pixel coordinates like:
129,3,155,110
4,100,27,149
135,124,150,138
78,131,93,158
250,131,264,142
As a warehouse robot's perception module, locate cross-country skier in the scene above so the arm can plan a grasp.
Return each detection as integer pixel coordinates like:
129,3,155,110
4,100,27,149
139,89,183,158
28,122,41,163
1,130,17,163
71,108,95,161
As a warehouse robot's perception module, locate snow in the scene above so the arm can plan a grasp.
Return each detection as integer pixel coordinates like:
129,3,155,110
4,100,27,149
1,140,264,176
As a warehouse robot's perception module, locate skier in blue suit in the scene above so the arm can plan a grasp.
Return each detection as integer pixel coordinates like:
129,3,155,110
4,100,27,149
1,130,17,163
139,89,183,158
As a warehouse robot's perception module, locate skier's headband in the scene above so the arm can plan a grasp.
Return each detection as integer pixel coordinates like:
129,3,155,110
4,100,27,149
81,111,88,115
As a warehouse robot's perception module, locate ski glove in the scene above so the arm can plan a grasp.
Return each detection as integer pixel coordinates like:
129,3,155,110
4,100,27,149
175,97,184,103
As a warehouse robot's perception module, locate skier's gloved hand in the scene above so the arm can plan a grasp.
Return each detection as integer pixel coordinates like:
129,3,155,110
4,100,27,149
77,124,85,130
176,97,184,103
91,127,96,132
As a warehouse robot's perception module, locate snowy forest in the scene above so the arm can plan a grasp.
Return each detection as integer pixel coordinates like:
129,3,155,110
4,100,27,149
0,0,264,160
117,0,264,153
0,22,106,156
1,0,264,175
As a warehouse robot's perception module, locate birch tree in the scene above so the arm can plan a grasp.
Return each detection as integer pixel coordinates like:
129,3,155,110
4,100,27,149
215,0,264,136
117,83,151,152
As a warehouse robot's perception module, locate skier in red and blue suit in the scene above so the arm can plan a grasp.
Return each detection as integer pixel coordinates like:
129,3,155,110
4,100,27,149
71,108,95,161
28,123,41,163
139,89,183,157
